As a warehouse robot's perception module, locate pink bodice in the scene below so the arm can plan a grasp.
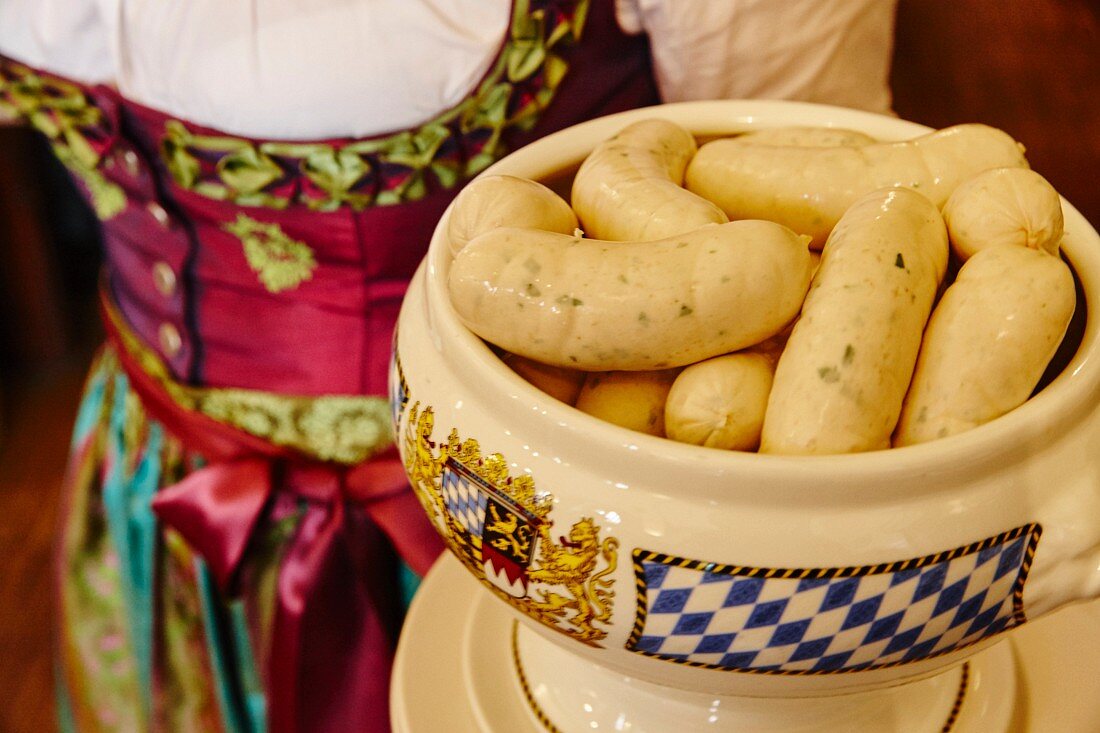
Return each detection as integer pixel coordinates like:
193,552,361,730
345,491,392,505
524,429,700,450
2,0,658,397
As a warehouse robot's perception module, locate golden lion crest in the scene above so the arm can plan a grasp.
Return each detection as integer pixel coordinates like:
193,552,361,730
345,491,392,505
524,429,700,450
402,401,618,645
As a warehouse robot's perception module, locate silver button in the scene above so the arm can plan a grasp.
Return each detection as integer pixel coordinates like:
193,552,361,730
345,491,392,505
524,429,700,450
122,150,141,176
158,323,182,357
152,262,176,297
147,202,170,228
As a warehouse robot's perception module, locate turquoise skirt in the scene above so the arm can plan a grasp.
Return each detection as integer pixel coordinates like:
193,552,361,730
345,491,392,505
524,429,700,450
56,348,419,732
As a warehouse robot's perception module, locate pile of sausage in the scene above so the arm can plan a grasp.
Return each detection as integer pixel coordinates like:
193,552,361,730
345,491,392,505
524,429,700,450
445,119,1074,455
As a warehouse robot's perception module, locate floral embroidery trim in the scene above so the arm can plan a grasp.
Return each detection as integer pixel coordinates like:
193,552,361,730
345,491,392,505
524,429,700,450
158,0,588,211
103,296,393,465
0,60,126,220
222,214,318,293
55,143,128,220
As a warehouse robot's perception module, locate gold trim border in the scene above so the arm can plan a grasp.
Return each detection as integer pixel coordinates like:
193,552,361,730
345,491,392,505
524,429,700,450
626,524,1041,675
512,622,564,733
942,662,970,733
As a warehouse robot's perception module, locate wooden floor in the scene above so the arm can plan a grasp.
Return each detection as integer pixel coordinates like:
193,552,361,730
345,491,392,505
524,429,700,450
0,355,91,733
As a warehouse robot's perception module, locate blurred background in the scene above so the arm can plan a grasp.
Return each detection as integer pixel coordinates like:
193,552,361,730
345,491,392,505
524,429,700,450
0,2,1097,731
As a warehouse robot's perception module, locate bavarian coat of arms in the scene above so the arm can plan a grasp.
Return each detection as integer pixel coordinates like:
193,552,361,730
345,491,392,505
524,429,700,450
401,400,619,646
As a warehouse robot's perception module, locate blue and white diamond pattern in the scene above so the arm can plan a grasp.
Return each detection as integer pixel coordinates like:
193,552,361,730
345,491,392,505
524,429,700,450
441,460,488,537
629,526,1038,674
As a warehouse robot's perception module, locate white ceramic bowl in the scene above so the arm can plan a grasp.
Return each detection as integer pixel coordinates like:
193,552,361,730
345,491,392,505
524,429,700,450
390,101,1100,725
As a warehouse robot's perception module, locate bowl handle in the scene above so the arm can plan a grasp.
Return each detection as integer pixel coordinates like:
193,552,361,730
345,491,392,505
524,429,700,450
1022,465,1100,618
1024,546,1100,621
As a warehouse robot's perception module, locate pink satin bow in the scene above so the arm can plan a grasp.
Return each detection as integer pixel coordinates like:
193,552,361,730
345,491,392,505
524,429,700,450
105,301,444,733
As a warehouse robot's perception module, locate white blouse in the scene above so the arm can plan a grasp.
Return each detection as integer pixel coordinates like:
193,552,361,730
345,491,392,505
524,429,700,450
0,0,116,84
616,0,897,114
114,0,511,139
0,0,897,139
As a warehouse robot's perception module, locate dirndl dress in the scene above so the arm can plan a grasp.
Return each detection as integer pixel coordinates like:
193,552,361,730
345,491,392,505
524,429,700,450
0,1,660,730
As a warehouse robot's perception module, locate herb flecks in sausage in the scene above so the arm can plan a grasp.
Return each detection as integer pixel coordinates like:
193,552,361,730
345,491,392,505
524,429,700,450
450,221,812,371
895,244,1074,445
761,187,949,455
572,119,728,241
446,174,578,256
687,123,1028,249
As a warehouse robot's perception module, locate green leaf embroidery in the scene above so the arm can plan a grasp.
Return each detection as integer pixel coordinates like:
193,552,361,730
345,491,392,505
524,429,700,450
223,215,318,294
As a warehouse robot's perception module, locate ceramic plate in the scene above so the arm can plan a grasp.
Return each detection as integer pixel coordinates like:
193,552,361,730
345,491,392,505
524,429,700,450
393,554,1100,732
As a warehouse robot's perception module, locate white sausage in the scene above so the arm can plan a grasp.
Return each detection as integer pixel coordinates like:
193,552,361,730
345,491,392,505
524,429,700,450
730,127,877,147
761,187,949,455
686,123,1028,248
501,352,587,406
571,118,727,241
448,221,813,371
574,369,680,437
894,245,1075,446
664,352,775,451
446,174,578,256
943,167,1064,261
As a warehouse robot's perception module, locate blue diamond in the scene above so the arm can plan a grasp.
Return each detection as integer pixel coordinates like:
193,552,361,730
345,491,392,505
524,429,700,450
841,594,883,630
950,590,988,628
673,612,714,635
977,544,1002,566
913,565,947,602
883,626,923,655
770,619,811,646
820,578,859,611
890,567,921,586
696,633,736,654
995,539,1024,581
652,588,692,614
812,651,854,671
701,567,730,584
964,603,1005,638
724,578,764,607
902,637,940,662
719,651,758,669
645,562,671,589
790,637,831,661
746,599,789,628
635,636,665,653
796,577,830,593
864,610,905,644
932,578,969,618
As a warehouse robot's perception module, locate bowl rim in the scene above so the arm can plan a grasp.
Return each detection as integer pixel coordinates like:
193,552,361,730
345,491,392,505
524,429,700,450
416,99,1100,502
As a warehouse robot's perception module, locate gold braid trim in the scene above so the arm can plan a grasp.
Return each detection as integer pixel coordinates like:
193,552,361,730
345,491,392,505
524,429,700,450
0,59,126,220
103,297,392,465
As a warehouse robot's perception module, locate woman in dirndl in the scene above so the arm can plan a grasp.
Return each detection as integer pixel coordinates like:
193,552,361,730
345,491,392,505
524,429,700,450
0,1,897,730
